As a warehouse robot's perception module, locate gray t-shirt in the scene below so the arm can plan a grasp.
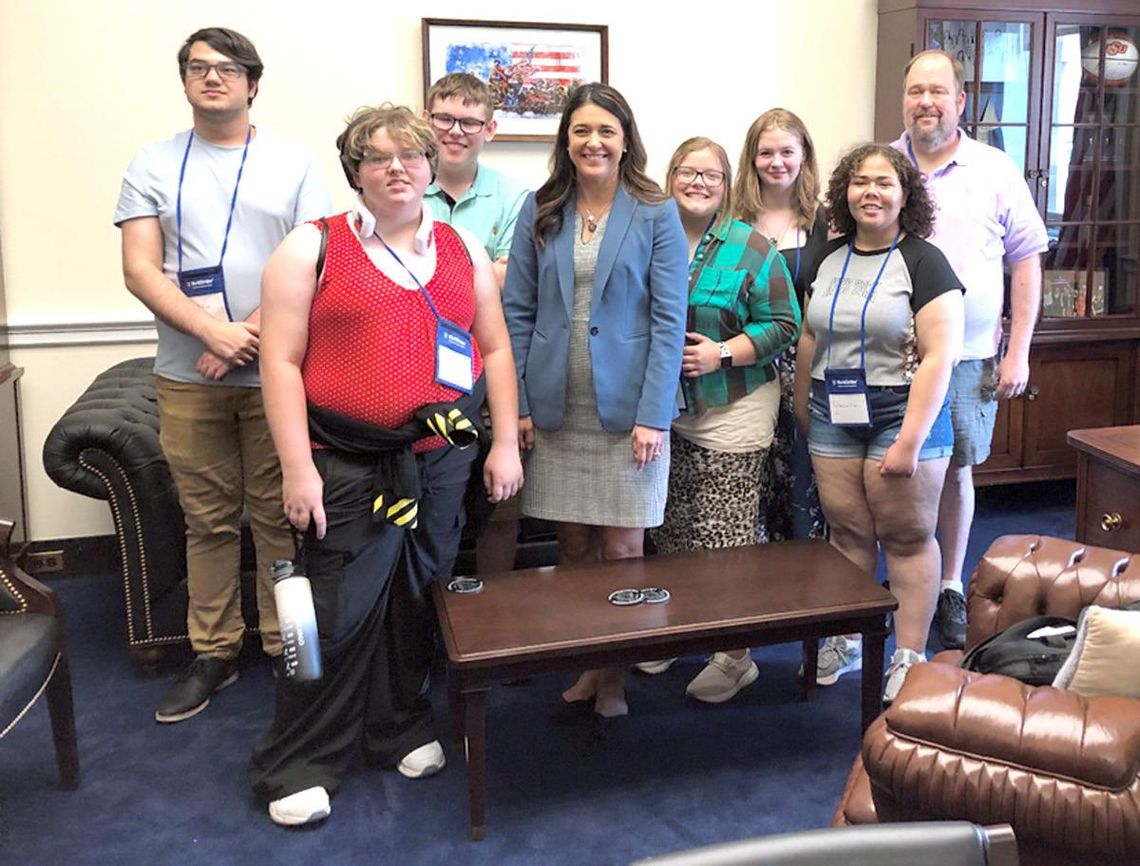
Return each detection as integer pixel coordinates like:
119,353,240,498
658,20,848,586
806,234,963,386
114,128,331,386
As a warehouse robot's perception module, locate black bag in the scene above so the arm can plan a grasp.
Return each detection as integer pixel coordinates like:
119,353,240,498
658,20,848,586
959,615,1078,685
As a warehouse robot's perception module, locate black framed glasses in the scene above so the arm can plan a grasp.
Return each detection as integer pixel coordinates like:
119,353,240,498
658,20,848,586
184,60,247,81
673,166,726,188
429,113,488,134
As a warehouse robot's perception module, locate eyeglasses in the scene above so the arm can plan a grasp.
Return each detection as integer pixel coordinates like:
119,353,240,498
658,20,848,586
429,113,488,134
673,167,726,188
184,60,247,81
361,150,428,170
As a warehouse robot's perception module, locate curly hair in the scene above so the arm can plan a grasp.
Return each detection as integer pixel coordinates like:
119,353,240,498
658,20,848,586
824,143,934,239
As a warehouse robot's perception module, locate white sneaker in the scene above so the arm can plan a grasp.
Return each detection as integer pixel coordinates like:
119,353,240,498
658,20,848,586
685,652,759,704
883,648,925,704
268,786,330,826
397,740,446,779
799,636,863,686
634,658,677,675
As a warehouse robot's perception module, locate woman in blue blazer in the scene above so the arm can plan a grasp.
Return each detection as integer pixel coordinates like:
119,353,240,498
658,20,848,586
502,83,688,718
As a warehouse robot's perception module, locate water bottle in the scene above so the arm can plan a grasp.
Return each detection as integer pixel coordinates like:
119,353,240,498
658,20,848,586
271,558,322,682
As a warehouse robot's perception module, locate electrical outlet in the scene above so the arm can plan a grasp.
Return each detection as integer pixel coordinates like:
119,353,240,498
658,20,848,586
25,550,65,574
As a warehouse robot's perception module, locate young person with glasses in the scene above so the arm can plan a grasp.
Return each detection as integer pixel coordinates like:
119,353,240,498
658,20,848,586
249,104,522,826
640,137,801,703
114,26,330,725
423,73,530,576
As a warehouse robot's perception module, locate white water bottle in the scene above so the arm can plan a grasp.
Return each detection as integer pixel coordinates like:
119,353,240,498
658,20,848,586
271,559,322,682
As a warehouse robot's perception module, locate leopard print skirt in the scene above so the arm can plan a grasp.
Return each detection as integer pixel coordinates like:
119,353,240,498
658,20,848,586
651,435,766,555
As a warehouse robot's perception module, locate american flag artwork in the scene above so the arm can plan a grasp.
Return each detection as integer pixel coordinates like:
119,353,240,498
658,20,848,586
424,21,607,140
445,40,584,118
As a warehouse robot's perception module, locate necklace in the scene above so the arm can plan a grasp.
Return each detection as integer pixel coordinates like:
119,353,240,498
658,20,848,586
760,214,794,247
578,201,612,234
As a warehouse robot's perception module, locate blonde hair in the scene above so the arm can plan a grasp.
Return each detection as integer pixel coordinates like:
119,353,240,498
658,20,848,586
665,136,734,225
732,108,820,231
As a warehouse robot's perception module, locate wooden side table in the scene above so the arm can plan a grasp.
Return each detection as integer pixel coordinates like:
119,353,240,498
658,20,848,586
1068,426,1140,551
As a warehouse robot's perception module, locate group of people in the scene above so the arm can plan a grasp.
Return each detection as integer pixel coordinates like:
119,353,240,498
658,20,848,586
115,25,1046,827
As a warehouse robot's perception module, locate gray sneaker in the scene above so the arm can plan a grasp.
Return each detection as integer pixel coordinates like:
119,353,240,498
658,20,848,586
685,652,759,703
801,636,863,686
883,648,925,704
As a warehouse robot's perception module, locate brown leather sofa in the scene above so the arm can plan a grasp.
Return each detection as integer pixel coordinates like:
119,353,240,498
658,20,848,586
834,534,1140,866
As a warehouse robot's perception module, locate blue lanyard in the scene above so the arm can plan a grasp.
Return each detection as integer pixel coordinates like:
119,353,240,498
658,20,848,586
176,126,252,274
377,233,445,323
825,231,901,370
790,227,801,284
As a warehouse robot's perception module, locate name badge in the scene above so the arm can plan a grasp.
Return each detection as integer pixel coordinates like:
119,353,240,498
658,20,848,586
179,265,229,321
435,319,474,394
825,367,871,427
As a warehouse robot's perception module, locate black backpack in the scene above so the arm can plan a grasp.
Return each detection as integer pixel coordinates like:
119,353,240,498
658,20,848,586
960,615,1078,685
961,601,1140,686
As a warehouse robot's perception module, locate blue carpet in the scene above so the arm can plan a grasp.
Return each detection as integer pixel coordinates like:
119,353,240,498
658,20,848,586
0,480,1075,865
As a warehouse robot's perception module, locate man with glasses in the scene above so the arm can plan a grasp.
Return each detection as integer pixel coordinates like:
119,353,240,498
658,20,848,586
114,27,330,723
424,73,529,575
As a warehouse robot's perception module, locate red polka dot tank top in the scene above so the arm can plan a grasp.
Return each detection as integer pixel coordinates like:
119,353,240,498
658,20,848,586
302,213,484,452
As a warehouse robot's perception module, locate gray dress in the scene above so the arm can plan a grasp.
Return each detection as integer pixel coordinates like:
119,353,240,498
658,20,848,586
521,214,670,527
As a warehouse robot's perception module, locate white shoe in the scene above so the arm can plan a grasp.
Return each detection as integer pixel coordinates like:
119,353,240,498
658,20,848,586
268,786,330,826
883,648,925,704
397,740,446,779
634,658,677,675
685,652,759,704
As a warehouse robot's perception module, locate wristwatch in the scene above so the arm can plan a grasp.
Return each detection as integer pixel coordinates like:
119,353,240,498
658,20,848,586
718,342,732,368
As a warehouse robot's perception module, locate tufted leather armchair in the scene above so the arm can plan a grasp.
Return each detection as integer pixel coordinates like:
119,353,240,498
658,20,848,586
42,357,261,670
833,535,1140,866
0,518,79,788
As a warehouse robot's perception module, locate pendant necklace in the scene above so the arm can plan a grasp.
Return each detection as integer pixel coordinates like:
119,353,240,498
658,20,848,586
580,201,612,234
762,214,793,247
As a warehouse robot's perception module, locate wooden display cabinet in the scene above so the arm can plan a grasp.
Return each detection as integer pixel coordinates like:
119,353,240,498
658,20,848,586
876,0,1140,485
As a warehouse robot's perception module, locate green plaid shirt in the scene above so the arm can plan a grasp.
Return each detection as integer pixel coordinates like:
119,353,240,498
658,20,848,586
682,216,801,415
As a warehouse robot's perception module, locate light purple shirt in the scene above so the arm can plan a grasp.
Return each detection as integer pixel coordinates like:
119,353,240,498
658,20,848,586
892,130,1048,360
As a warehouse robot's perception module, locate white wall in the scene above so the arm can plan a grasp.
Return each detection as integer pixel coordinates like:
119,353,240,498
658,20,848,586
0,0,880,540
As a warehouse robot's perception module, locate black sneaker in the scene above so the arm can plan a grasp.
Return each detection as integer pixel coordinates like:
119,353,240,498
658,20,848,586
935,588,967,649
155,656,238,723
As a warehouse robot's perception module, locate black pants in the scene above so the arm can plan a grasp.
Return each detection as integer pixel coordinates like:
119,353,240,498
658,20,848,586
249,443,475,801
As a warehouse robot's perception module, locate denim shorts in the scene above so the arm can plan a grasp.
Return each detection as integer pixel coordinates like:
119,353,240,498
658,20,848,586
947,357,998,467
807,380,954,461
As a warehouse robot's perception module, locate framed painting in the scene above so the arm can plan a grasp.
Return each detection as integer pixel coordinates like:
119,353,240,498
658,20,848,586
422,18,609,142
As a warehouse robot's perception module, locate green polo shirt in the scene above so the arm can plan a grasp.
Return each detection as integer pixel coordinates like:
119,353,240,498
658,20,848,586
683,216,802,415
425,164,528,263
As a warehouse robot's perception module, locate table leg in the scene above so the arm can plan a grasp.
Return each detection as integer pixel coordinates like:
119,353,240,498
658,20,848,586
801,638,819,701
448,670,465,748
464,687,490,841
861,624,887,732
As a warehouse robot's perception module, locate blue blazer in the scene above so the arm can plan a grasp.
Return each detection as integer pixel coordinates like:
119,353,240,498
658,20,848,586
502,185,688,432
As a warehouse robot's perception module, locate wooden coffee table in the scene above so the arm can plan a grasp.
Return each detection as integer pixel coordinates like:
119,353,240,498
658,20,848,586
433,539,896,840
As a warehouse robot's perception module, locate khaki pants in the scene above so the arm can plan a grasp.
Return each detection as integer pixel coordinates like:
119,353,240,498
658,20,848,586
156,376,291,657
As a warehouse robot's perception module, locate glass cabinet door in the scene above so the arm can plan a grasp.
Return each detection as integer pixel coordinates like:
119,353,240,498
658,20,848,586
926,18,1035,173
1044,22,1140,318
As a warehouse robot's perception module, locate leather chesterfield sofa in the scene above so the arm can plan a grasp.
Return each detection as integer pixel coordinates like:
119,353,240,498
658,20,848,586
833,534,1140,866
42,357,262,670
